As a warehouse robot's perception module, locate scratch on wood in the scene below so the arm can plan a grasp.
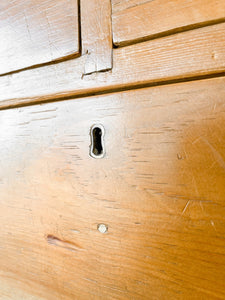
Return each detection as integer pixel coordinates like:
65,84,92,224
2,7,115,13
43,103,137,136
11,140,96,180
202,137,225,170
210,220,217,232
47,234,83,252
70,229,80,233
181,200,190,215
23,13,32,42
199,201,205,214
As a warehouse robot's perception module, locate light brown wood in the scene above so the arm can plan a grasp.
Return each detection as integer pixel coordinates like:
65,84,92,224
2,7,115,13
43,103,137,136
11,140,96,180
0,77,225,299
112,0,225,46
0,22,225,109
0,0,80,75
80,0,112,74
1,1,225,298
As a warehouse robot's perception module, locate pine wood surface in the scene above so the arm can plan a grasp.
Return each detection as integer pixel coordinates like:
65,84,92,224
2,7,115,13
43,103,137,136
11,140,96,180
0,22,225,109
0,77,225,299
0,1,225,299
80,0,112,74
0,0,80,75
112,0,225,46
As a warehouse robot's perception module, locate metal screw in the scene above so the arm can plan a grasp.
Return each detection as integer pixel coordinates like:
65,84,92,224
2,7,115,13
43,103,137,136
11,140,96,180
97,224,108,234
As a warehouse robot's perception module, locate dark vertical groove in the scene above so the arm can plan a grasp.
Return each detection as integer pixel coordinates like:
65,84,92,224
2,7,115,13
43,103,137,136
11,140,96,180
77,0,82,54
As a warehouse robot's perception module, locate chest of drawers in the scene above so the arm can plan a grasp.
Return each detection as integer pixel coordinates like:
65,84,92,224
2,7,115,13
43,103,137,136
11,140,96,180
0,1,225,299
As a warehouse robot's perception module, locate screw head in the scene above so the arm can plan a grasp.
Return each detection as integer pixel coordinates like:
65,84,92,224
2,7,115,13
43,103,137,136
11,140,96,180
97,224,108,234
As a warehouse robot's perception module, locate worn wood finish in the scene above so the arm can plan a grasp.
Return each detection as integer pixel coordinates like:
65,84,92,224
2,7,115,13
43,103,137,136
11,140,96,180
0,77,225,299
80,0,112,74
0,22,225,109
112,0,225,46
0,0,80,75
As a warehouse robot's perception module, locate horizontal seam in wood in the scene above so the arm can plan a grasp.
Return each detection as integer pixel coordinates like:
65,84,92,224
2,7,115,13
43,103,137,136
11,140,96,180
113,18,225,48
0,51,81,78
1,71,225,111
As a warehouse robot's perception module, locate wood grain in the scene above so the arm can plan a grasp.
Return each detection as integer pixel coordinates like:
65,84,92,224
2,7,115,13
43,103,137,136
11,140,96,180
0,22,225,109
112,0,225,46
80,0,112,74
0,0,80,75
0,77,225,299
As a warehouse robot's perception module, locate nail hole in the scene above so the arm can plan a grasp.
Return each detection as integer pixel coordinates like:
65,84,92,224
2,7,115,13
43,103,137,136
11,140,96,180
97,224,108,234
90,124,105,158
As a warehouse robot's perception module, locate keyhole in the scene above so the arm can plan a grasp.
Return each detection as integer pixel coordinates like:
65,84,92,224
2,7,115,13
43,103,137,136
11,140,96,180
90,124,105,158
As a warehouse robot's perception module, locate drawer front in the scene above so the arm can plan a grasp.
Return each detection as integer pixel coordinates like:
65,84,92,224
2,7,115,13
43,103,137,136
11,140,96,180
112,0,225,46
0,77,225,299
0,0,79,75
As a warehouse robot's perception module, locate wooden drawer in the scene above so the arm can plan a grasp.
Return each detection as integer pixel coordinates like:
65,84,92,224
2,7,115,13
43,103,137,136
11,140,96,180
112,0,225,46
1,21,225,109
1,77,225,299
0,0,80,75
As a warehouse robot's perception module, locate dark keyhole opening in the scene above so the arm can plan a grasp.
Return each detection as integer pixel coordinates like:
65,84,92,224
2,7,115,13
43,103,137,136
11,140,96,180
92,127,103,156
